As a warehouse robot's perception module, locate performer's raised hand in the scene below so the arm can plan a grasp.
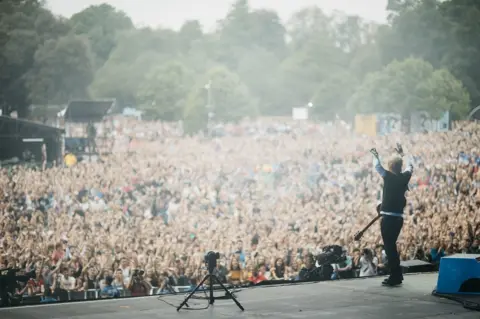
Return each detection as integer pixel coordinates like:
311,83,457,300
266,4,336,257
395,143,404,157
370,148,379,158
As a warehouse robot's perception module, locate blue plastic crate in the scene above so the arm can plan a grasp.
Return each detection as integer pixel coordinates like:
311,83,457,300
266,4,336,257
436,254,480,295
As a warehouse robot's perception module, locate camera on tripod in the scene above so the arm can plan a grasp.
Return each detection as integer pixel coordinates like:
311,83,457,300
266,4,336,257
316,245,346,266
178,251,244,312
301,245,346,282
204,251,220,274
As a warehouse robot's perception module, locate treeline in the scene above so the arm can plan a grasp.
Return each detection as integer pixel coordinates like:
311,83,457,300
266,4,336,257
0,0,478,131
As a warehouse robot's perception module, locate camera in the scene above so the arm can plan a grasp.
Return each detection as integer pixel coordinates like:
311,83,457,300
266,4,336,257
204,251,220,274
315,245,346,266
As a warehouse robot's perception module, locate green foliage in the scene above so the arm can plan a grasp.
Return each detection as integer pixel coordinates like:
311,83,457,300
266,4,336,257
183,66,257,133
1,0,479,126
381,0,480,106
89,28,177,107
25,35,94,105
69,3,133,66
312,70,360,121
136,61,193,121
0,0,70,116
347,58,470,118
236,47,282,114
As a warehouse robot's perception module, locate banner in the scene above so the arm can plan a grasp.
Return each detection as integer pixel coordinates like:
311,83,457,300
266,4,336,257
292,108,308,120
377,113,402,135
354,114,377,136
356,111,450,136
410,111,450,133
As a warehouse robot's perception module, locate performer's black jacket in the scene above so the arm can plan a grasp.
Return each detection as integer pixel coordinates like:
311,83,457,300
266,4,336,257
379,169,412,213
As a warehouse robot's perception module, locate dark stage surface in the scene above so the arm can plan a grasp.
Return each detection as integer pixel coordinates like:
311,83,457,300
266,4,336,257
0,273,477,319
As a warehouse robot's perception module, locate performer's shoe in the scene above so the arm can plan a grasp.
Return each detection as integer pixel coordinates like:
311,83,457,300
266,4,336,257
382,277,402,286
382,275,403,283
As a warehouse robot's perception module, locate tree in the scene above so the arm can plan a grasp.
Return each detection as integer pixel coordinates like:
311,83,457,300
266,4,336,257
183,66,257,134
427,69,471,120
312,70,359,121
380,0,449,67
89,28,179,108
277,36,346,114
178,20,203,52
136,61,193,121
90,51,160,108
69,4,133,66
3,0,478,123
248,9,286,56
217,0,251,47
379,0,480,107
349,42,383,80
24,34,95,105
275,6,350,114
437,0,480,106
347,58,470,121
287,6,334,51
236,47,282,115
387,0,424,15
0,1,70,117
106,27,179,64
330,14,365,55
215,0,286,70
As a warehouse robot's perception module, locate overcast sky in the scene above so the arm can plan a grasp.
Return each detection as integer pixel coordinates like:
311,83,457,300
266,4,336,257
46,0,388,31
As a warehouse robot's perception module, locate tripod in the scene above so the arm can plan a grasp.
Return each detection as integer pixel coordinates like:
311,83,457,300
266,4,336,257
177,272,244,311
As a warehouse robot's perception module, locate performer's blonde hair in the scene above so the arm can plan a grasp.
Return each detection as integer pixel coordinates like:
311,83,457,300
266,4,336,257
388,156,403,174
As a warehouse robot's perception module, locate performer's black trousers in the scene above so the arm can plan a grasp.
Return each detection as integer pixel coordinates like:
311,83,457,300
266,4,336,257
380,215,404,280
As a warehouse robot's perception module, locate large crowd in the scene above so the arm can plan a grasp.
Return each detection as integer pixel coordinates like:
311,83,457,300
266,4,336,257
1,116,479,302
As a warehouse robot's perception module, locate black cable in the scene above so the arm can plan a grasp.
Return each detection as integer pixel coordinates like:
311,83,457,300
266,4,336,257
432,289,480,311
156,283,210,310
156,266,211,310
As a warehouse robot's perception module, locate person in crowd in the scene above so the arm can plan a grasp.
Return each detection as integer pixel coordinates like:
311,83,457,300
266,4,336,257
359,248,378,277
375,245,388,275
112,269,125,289
227,258,244,285
333,251,354,279
127,269,151,297
298,253,322,281
144,268,160,287
271,258,287,280
430,241,446,264
101,276,120,298
214,260,228,283
248,265,268,284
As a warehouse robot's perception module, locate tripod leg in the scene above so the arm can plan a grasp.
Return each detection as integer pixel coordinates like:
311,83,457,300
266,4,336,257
211,275,244,311
177,275,209,311
167,284,188,308
209,275,214,305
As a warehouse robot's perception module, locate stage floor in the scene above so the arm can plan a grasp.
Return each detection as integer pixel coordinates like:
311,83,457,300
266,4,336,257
0,273,477,319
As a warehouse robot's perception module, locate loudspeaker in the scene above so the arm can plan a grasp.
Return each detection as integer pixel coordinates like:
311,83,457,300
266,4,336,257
400,259,436,274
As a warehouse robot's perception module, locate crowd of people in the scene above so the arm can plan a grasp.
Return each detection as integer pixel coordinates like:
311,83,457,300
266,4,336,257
1,115,479,303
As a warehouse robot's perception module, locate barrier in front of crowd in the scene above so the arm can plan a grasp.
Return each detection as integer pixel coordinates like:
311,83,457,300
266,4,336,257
19,284,231,304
